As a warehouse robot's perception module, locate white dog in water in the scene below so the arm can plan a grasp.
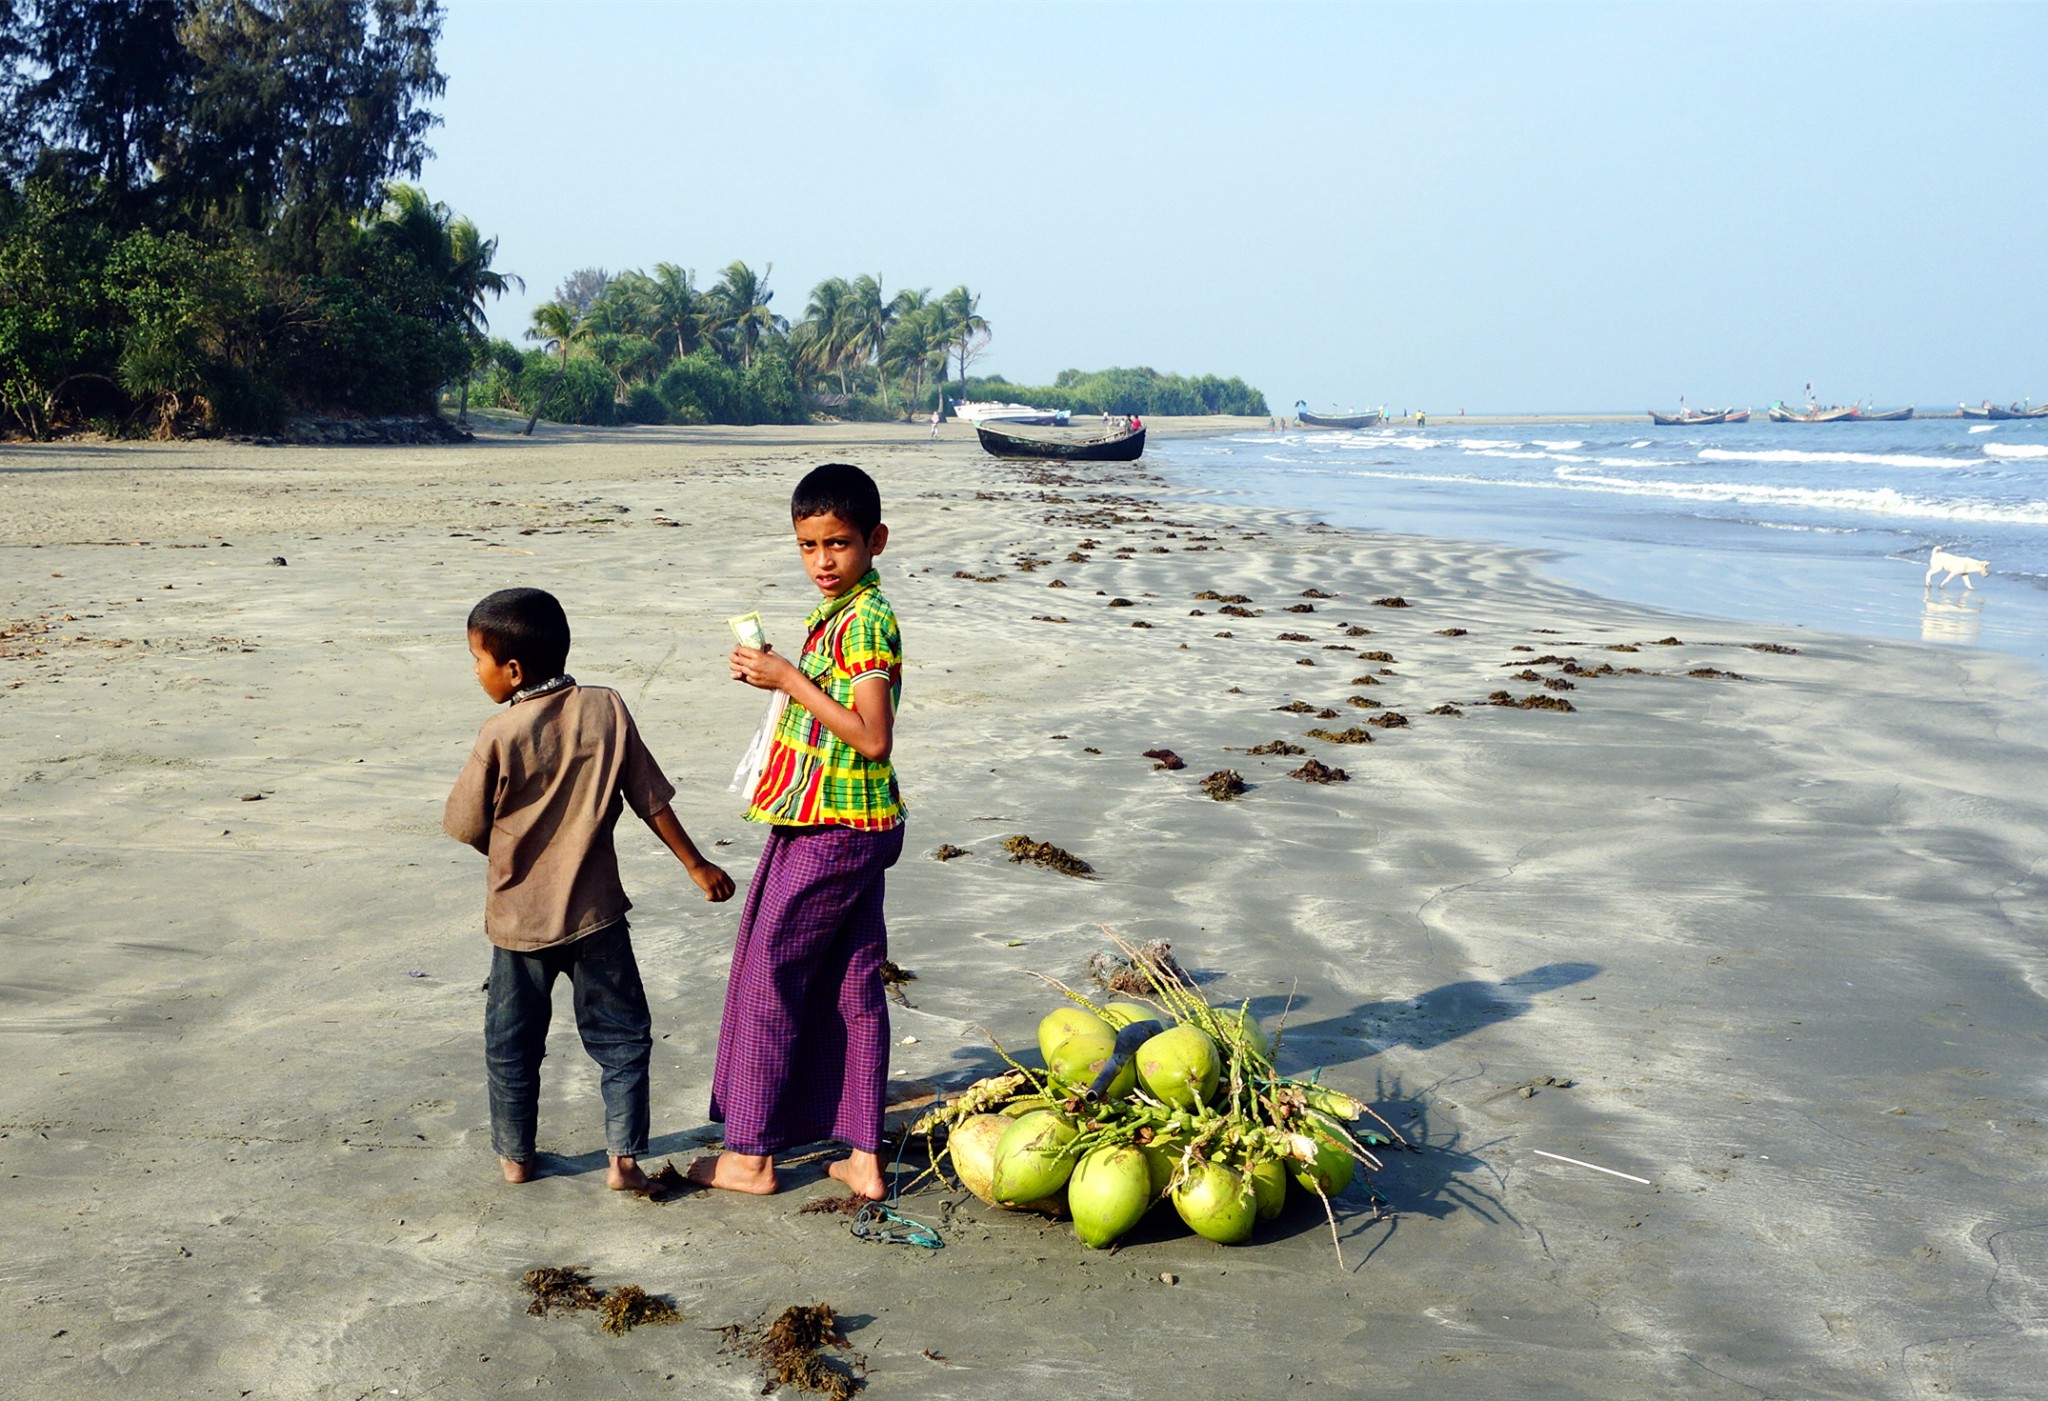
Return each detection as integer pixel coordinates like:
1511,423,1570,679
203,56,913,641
1925,547,1989,591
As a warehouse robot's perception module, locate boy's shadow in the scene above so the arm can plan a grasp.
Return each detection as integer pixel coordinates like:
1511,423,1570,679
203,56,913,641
1266,961,1600,1062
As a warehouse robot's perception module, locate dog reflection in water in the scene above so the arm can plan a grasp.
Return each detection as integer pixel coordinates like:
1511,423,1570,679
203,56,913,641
1925,547,1989,591
1921,589,1985,645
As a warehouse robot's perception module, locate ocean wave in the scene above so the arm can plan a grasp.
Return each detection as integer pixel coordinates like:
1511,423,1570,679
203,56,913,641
1984,443,2048,460
1968,425,1997,434
1553,466,2048,524
1454,438,1521,450
1697,448,1967,468
1532,440,1585,450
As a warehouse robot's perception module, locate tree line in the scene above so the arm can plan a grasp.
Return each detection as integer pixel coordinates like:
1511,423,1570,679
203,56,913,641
0,0,492,437
485,268,1267,427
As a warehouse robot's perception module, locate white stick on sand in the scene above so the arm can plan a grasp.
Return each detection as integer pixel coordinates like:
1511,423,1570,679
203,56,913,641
1533,1149,1652,1185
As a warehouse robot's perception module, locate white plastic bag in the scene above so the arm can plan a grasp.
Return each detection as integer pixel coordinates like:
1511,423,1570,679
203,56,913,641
729,690,787,797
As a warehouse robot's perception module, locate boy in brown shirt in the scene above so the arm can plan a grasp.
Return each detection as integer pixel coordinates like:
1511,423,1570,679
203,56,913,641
445,587,733,1187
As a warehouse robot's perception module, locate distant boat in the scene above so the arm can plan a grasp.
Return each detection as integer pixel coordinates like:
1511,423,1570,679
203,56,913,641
1986,402,2048,420
951,400,1070,426
1768,404,1858,423
1960,403,1992,419
1295,401,1383,429
1858,407,1915,422
1723,409,1752,423
974,421,1145,461
1649,407,1731,426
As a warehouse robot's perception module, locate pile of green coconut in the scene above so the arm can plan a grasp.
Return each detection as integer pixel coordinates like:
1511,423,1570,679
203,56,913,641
915,952,1398,1252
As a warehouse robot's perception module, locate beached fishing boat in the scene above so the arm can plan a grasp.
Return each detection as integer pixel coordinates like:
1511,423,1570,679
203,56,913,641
1858,407,1915,422
974,421,1145,462
1960,403,1992,419
1768,404,1859,423
1986,403,2048,420
1723,409,1752,423
1649,408,1728,426
1295,407,1383,429
950,400,1070,427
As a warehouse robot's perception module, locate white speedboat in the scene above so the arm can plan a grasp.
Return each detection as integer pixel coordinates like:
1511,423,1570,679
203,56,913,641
950,400,1070,426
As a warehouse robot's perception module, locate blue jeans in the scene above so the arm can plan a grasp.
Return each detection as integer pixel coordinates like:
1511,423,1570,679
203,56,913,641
484,920,652,1162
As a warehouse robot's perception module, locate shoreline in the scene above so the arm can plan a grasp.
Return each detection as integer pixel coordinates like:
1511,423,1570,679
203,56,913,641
5,422,2047,1397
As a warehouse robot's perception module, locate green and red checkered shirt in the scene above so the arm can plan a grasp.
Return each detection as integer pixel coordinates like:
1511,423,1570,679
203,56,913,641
746,569,904,830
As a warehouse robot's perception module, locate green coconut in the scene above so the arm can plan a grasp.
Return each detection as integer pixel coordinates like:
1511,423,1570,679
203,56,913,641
1246,1155,1289,1222
999,1095,1054,1118
1047,1030,1138,1099
945,1113,1013,1205
1038,1005,1113,1062
1303,1085,1366,1120
1099,1001,1159,1030
1136,1025,1222,1109
1138,1137,1182,1199
1210,1005,1272,1062
1172,1160,1256,1244
990,1109,1079,1204
1068,1144,1154,1248
1291,1131,1356,1199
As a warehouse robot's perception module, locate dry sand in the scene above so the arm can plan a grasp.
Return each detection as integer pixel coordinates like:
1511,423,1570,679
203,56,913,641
4,417,2047,1399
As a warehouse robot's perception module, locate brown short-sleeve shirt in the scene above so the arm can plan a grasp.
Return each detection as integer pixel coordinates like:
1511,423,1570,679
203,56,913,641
444,685,677,951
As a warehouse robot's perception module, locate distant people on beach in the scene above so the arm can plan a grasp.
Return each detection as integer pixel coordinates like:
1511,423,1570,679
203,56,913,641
445,588,733,1191
929,408,940,438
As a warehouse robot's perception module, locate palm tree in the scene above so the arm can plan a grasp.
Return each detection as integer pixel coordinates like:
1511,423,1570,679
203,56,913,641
847,274,893,405
800,276,853,394
938,285,991,392
712,260,784,370
521,299,582,435
646,262,706,362
371,185,521,422
881,290,941,410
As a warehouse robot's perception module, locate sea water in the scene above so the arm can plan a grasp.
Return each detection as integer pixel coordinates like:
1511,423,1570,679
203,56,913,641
1146,416,2048,674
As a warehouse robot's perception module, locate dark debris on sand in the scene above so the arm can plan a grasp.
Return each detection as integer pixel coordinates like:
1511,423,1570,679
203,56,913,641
1144,748,1186,770
1487,691,1577,712
1427,704,1465,717
1365,711,1410,728
1306,725,1374,744
1290,757,1349,783
632,1161,701,1203
1090,939,1190,995
521,1267,684,1334
1245,739,1307,755
1274,699,1318,713
1687,667,1744,680
718,1303,865,1400
1372,596,1411,608
1002,834,1094,876
1200,769,1249,800
1435,627,1468,636
1747,642,1799,654
800,1194,868,1218
931,844,969,861
1301,588,1336,599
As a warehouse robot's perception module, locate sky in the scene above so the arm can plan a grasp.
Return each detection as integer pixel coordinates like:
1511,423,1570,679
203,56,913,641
418,0,2048,413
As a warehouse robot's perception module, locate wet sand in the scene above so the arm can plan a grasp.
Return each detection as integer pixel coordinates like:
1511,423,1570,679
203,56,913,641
3,417,2046,1399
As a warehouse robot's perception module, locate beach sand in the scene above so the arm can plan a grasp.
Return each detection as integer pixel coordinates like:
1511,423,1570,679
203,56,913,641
4,417,2046,1399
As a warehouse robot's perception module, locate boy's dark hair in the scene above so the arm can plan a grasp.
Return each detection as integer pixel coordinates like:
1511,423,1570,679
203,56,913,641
467,588,571,678
792,462,882,535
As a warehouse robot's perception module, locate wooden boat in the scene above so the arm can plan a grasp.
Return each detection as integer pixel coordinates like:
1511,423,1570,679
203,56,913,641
1960,403,1992,419
1723,409,1752,423
1986,403,2048,420
1295,404,1383,429
1768,405,1858,423
1649,408,1728,425
1858,407,1915,422
975,421,1145,461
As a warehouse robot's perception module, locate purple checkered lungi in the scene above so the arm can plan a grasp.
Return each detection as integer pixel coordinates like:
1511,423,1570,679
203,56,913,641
708,822,904,1155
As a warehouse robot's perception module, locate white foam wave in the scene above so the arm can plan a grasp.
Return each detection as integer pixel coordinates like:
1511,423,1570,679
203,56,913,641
1984,443,2048,460
1698,448,1966,469
1628,440,1651,448
1553,465,2048,524
1532,439,1585,450
1968,424,1997,434
1454,438,1520,450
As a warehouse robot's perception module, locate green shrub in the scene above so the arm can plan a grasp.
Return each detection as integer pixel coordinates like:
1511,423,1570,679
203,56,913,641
514,356,616,425
621,383,667,424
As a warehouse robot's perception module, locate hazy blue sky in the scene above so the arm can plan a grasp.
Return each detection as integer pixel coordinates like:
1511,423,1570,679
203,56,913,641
419,1,2046,413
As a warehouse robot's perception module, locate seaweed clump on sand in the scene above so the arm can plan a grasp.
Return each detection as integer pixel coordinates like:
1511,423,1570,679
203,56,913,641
523,1266,604,1317
1200,769,1249,800
1089,939,1189,994
1435,627,1468,636
1276,631,1315,642
720,1303,864,1400
931,844,969,861
1365,712,1410,728
1372,596,1411,608
1274,699,1318,713
1290,757,1349,783
1144,748,1186,770
632,1161,699,1202
1245,739,1306,755
1002,834,1094,876
1219,603,1262,618
521,1267,682,1334
1346,695,1384,709
1306,726,1374,744
880,960,916,987
1301,588,1336,599
1487,691,1576,712
1687,667,1743,680
1427,704,1465,717
1748,642,1799,654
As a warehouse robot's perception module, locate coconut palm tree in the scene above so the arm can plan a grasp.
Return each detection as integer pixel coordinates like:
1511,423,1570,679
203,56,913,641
371,184,521,422
711,260,784,370
799,276,855,395
938,285,990,391
881,289,941,409
645,262,706,362
521,299,583,435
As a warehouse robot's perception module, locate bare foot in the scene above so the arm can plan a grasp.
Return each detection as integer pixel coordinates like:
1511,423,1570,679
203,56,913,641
607,1154,650,1192
685,1150,777,1195
828,1151,887,1201
501,1157,533,1184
